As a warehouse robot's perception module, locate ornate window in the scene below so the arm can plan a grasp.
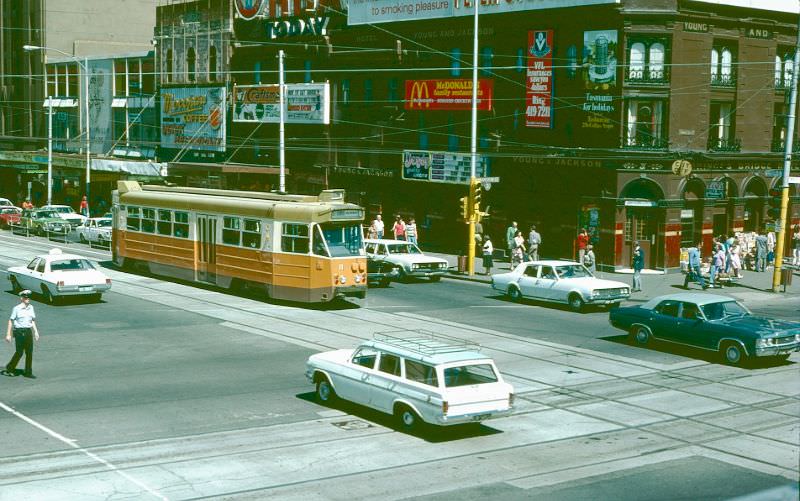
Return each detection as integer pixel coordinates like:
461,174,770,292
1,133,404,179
710,44,736,87
624,99,667,149
626,37,669,83
708,102,740,151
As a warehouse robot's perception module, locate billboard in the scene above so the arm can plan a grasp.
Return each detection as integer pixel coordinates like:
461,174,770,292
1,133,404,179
86,59,113,154
232,83,330,124
404,79,493,111
348,0,618,25
402,150,489,184
160,87,226,152
526,30,554,128
583,29,618,89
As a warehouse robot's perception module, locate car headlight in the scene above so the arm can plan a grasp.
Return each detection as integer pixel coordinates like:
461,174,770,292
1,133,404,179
591,290,600,297
756,338,772,348
795,334,800,342
412,263,419,269
621,288,630,294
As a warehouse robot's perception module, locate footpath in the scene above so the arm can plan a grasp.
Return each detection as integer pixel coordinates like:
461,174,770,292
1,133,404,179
427,251,800,304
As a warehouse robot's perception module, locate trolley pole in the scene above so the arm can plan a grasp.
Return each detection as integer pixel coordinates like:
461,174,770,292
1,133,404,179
467,0,479,276
278,49,286,193
771,20,800,292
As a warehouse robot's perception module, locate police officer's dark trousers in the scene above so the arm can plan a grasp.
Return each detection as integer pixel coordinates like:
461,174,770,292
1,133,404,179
6,328,33,375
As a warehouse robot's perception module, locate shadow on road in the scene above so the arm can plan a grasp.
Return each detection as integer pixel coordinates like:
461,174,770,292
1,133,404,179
488,293,611,315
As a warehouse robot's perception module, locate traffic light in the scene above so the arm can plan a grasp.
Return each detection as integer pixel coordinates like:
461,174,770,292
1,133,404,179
767,187,783,220
460,196,470,221
470,181,482,222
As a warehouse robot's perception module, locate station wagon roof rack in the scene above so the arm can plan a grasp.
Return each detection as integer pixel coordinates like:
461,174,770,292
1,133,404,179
373,330,481,356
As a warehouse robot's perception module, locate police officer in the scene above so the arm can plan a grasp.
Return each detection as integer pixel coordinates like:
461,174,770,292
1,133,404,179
4,289,39,378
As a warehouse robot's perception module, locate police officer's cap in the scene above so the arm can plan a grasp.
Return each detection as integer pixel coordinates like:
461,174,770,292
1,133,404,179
19,290,32,298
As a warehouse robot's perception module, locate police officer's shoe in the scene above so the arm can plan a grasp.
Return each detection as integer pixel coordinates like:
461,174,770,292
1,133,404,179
4,368,16,377
22,373,36,379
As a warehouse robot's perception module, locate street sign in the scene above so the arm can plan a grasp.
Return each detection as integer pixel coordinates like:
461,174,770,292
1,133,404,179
705,180,725,198
477,177,500,183
764,169,783,177
788,176,800,184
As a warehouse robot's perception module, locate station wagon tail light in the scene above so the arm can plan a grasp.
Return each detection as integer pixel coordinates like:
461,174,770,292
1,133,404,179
106,278,112,285
442,400,449,415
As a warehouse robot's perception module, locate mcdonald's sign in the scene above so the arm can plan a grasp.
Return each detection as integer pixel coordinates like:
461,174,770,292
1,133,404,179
404,79,493,111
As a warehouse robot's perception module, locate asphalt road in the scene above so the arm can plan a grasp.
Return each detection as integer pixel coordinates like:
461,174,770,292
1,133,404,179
0,231,797,500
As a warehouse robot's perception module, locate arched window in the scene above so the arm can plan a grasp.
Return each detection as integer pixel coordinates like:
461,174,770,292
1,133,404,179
721,48,732,79
629,42,645,79
648,43,664,79
784,56,794,87
209,46,217,82
775,55,783,86
710,48,719,80
480,47,493,76
166,49,173,83
187,47,196,82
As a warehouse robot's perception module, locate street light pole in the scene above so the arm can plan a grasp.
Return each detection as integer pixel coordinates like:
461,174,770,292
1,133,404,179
47,96,53,206
467,0,479,276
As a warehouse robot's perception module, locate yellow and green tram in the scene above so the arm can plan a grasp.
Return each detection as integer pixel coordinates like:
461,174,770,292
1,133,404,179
112,181,367,303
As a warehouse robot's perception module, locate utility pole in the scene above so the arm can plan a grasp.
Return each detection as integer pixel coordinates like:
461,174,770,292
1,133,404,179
47,96,53,206
278,49,286,193
467,0,479,275
771,18,800,292
84,56,91,216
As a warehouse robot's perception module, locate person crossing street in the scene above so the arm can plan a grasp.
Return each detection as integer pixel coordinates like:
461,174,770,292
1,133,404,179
683,241,707,290
4,290,40,378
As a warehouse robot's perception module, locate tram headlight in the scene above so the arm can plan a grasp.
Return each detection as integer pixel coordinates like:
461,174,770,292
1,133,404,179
339,275,347,285
354,273,363,284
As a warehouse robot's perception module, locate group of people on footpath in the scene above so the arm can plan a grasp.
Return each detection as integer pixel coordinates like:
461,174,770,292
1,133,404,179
13,194,105,217
367,214,418,244
4,290,40,379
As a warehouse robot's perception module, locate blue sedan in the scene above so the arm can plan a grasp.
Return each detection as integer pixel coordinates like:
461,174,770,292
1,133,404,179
609,293,800,366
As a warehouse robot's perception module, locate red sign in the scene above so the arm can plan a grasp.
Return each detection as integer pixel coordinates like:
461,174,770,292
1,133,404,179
526,30,554,128
235,0,265,20
404,79,493,111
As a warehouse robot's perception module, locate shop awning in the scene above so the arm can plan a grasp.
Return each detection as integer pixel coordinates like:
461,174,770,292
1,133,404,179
168,162,285,175
42,98,78,108
92,158,165,177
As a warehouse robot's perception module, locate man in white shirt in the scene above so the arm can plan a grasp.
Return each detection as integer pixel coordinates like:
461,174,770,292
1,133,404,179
373,214,384,239
5,290,40,378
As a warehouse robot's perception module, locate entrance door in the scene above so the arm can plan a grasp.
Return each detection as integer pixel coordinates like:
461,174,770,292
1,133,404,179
197,215,217,283
712,213,728,238
625,209,657,268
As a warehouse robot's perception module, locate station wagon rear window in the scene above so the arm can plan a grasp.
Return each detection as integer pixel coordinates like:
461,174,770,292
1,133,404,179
443,364,498,387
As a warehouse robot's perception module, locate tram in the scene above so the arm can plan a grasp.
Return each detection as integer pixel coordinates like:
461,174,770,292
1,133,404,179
111,181,367,303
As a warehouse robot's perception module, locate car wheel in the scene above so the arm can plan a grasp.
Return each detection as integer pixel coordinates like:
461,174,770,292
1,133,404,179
41,285,56,305
631,326,650,346
90,293,102,303
9,276,21,293
396,405,423,432
397,268,408,283
607,302,621,310
721,342,747,366
430,275,441,282
315,376,336,404
507,286,522,302
568,293,585,312
378,277,390,288
775,354,791,362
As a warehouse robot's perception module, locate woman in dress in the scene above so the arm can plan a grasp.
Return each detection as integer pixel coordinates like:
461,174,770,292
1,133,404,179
511,231,526,268
729,239,743,278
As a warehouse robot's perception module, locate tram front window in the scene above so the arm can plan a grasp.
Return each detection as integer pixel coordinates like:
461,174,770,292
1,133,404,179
320,223,364,257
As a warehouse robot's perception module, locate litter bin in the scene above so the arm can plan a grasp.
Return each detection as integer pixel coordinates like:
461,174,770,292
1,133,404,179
457,255,468,273
780,268,793,287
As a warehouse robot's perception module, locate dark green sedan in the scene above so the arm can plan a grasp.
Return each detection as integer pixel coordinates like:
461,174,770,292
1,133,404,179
609,293,800,366
18,209,67,236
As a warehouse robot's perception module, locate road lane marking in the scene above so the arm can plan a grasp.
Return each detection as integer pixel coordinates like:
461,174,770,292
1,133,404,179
0,400,169,500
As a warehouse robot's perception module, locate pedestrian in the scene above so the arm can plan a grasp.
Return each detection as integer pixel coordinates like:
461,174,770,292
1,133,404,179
730,239,743,278
4,290,39,378
527,224,541,261
577,228,589,265
506,221,518,262
724,234,734,272
767,228,776,266
710,243,725,288
367,220,378,239
372,214,384,239
406,218,418,245
583,244,596,274
482,235,494,275
79,195,88,217
683,241,706,289
474,220,483,245
511,230,526,268
793,225,800,266
22,199,33,210
632,241,644,292
755,230,767,272
392,215,406,240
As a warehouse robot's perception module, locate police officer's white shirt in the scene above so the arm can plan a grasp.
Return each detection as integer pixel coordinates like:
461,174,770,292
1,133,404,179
10,302,35,329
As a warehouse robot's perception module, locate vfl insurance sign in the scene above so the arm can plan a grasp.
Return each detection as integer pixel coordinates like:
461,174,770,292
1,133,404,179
161,87,226,152
526,30,554,128
404,79,493,111
235,0,265,19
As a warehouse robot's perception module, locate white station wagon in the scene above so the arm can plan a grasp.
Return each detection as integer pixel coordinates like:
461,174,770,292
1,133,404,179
306,332,514,431
364,239,449,281
491,260,631,311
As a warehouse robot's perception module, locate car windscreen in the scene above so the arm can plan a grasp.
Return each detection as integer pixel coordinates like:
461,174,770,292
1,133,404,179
443,363,498,387
387,243,422,255
53,207,73,213
555,265,592,278
97,219,112,227
1,208,19,214
34,211,59,219
701,300,750,320
319,223,363,257
50,259,96,271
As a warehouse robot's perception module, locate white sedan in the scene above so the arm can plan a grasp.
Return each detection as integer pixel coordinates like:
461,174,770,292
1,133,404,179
40,204,87,227
491,260,630,311
77,217,112,245
7,248,112,303
364,239,448,281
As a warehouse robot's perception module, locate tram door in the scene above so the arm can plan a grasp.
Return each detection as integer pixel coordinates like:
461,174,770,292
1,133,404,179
197,215,217,283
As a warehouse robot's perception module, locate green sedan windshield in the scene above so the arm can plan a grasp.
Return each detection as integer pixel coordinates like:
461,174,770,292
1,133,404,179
701,301,749,320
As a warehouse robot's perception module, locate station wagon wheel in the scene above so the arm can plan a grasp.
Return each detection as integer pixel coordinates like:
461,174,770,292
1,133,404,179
507,286,522,302
631,326,650,346
568,294,585,312
396,405,422,432
721,342,747,366
315,376,336,404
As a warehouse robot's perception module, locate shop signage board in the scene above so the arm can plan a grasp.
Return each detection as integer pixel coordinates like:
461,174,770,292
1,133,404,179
402,150,488,184
764,169,782,177
232,83,330,124
526,30,554,128
160,87,226,153
705,180,725,198
405,79,493,111
347,0,617,25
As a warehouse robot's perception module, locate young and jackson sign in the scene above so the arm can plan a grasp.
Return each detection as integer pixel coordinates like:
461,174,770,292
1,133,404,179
526,30,553,128
404,79,493,111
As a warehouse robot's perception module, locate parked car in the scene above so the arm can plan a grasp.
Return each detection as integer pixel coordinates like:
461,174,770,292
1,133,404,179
364,239,448,282
40,204,87,227
609,292,800,366
0,197,14,207
306,332,514,431
18,209,68,236
367,256,400,287
77,217,112,245
491,260,630,311
7,248,112,303
0,206,21,228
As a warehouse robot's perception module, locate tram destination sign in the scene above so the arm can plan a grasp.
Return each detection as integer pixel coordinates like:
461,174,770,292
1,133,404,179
402,150,489,184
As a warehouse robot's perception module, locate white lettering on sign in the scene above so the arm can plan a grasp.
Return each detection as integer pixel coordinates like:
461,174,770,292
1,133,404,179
266,17,329,39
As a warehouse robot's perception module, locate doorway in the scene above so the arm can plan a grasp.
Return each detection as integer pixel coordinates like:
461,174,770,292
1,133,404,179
197,214,217,283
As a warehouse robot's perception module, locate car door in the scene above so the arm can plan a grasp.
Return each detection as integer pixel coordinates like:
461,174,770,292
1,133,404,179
649,300,681,340
676,302,710,349
338,347,378,405
535,265,560,301
30,258,47,292
369,352,403,413
517,264,540,298
17,258,40,290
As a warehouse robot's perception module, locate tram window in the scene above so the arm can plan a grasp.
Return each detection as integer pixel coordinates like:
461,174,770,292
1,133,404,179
141,208,156,233
157,210,172,236
242,219,261,249
223,216,241,246
126,206,141,231
282,223,309,253
174,212,189,238
313,225,329,256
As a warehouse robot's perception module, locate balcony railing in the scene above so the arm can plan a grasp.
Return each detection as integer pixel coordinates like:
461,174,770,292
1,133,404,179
623,136,668,150
771,138,800,153
708,137,741,152
626,68,670,85
775,77,790,90
710,72,736,88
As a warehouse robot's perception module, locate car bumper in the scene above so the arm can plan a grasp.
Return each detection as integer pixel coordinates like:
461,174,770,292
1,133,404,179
755,344,800,357
408,269,447,277
56,284,112,296
586,295,630,305
435,406,514,426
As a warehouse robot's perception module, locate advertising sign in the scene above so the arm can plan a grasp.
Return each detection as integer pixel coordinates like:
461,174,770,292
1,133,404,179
583,29,618,89
347,0,617,25
402,150,489,184
526,30,553,128
235,0,265,20
233,83,330,124
404,79,493,111
87,59,113,155
160,87,226,153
